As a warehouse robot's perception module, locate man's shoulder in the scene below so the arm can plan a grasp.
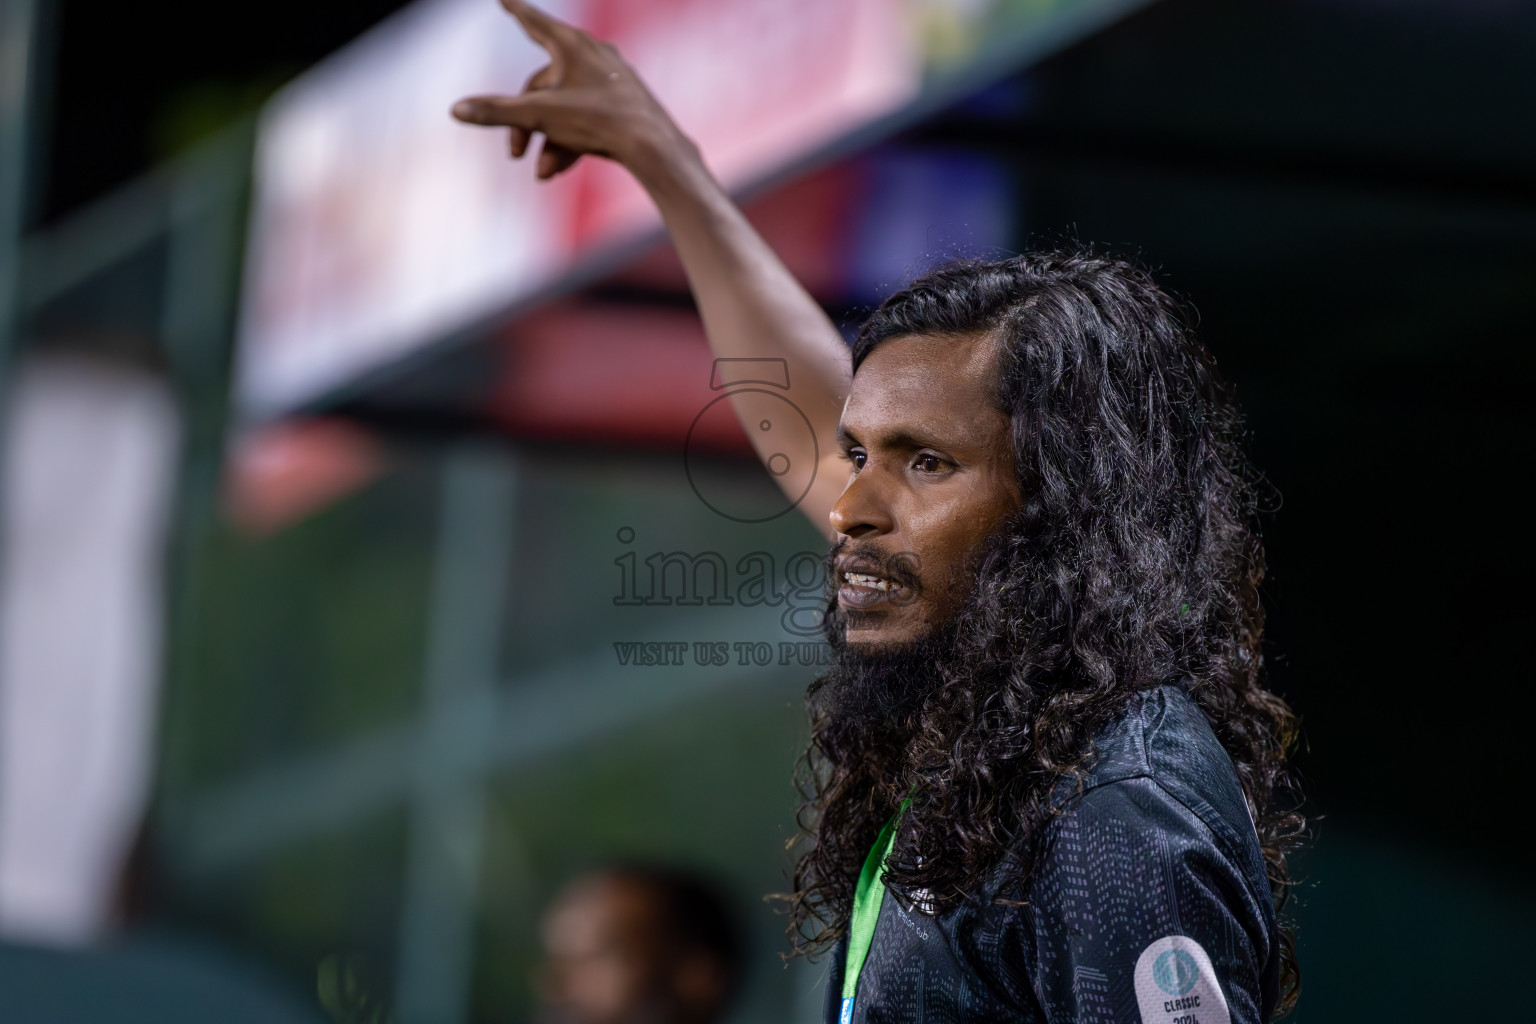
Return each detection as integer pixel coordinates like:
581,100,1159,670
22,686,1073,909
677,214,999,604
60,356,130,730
1011,686,1281,1024
1059,683,1267,895
1080,683,1241,790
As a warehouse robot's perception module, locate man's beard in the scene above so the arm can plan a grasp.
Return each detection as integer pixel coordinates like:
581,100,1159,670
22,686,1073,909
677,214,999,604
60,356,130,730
813,518,1022,738
820,621,959,735
816,544,959,736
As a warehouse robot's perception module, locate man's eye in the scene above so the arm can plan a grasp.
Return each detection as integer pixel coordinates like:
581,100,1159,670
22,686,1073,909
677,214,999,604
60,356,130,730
850,451,867,470
915,454,945,473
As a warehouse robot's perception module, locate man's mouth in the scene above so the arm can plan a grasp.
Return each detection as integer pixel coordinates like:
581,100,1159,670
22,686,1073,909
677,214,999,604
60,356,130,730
839,571,907,608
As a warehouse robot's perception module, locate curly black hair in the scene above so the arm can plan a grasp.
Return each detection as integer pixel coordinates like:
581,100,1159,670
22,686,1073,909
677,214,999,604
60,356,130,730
782,248,1306,1013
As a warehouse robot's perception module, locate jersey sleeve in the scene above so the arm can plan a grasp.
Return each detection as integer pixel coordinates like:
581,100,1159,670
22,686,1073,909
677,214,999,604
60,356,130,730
1016,775,1274,1024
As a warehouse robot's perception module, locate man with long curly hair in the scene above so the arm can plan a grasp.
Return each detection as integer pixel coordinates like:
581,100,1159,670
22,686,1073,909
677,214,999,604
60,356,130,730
453,4,1305,1022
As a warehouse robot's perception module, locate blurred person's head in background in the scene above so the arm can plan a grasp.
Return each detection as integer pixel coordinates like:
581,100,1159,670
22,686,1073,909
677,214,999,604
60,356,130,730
535,866,743,1024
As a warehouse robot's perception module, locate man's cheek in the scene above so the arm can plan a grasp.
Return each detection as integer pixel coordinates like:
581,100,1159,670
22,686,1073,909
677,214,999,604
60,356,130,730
926,567,982,621
888,550,925,608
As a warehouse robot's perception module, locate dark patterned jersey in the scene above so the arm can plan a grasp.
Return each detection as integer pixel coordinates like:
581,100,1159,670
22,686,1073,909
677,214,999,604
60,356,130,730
822,683,1280,1024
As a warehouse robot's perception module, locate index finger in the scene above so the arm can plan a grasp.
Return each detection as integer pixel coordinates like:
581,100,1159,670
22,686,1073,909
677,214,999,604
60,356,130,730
500,0,574,49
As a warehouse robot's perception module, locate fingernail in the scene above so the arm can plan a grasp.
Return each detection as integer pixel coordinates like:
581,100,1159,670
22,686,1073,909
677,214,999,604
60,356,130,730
452,101,478,119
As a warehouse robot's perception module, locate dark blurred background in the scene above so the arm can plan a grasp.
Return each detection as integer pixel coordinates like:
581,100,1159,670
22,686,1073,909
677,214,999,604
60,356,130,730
1,0,1532,1021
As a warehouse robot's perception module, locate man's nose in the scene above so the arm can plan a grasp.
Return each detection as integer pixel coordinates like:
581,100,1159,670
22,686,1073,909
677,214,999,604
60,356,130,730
829,469,894,539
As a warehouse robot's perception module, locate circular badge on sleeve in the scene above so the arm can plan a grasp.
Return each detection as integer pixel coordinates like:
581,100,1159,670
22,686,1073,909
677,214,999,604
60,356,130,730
1133,935,1230,1024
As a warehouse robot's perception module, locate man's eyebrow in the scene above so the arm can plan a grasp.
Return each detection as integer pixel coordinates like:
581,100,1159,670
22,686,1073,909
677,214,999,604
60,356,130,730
837,424,953,453
887,429,945,450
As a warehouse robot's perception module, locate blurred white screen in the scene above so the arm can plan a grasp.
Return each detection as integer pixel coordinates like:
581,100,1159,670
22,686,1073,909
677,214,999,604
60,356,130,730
235,0,923,418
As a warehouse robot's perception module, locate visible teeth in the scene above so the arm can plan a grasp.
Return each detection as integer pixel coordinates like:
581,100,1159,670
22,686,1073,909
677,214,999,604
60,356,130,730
844,572,901,592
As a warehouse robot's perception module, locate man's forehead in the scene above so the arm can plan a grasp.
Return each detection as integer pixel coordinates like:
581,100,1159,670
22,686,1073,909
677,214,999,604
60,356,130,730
842,332,1003,436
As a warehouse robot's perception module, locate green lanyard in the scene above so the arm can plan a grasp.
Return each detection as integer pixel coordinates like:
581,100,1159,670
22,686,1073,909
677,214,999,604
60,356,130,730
840,799,909,1024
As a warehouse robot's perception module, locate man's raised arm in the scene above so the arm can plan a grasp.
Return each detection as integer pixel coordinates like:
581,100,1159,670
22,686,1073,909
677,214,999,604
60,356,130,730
452,0,851,538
